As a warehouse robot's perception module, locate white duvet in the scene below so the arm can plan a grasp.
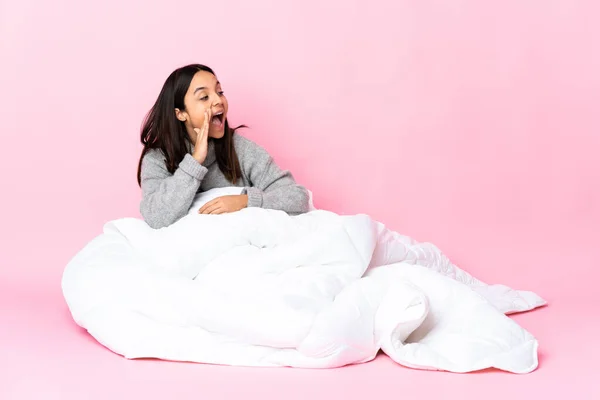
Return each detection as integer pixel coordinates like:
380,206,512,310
61,188,546,373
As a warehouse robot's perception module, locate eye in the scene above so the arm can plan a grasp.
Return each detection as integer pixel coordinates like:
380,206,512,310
218,91,225,96
200,96,209,101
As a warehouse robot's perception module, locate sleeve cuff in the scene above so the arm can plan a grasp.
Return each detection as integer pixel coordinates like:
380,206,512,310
179,154,208,180
244,187,264,208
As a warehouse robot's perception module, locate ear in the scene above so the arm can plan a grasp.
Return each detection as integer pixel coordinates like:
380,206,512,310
175,108,187,122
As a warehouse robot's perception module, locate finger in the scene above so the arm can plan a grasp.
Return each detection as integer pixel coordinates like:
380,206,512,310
201,204,222,215
209,207,225,215
199,198,217,214
203,109,211,133
199,202,212,214
199,200,222,215
199,110,211,143
193,127,202,143
193,111,209,143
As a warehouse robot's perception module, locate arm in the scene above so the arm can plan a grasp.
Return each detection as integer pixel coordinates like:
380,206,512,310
139,150,207,228
240,138,311,215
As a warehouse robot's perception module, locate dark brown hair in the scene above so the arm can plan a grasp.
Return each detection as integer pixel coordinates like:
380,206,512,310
136,64,243,185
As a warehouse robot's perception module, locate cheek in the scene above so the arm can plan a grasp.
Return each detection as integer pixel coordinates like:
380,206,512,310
189,108,207,128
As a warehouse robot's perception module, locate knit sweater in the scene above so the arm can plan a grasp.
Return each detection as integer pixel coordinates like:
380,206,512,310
139,134,310,228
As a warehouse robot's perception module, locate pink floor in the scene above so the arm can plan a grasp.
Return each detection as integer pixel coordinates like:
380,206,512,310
1,288,597,399
2,228,598,400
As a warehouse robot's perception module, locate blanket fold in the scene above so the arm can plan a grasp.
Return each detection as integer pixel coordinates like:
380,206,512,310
62,206,545,373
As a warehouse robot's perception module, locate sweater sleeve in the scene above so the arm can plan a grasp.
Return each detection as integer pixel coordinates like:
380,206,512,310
139,150,208,229
239,137,310,215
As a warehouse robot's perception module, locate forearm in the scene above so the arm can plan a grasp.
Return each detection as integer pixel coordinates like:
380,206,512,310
140,153,207,228
245,184,310,214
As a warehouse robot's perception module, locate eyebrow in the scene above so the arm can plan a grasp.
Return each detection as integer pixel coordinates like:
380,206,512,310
193,81,221,95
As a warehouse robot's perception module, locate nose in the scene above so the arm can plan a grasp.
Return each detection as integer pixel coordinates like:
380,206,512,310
211,93,222,108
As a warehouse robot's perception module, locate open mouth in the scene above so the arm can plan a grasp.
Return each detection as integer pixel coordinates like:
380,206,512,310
211,111,224,126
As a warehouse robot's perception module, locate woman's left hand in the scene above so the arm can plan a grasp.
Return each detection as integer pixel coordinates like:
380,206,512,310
199,195,248,215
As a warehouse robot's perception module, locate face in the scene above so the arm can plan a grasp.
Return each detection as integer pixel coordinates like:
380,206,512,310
175,70,229,142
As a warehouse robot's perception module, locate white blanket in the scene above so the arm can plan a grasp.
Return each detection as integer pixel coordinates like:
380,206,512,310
61,189,545,373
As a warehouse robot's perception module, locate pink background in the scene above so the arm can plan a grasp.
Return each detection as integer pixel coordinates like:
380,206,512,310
1,0,598,399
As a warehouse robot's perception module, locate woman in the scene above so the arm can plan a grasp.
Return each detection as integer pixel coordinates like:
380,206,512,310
137,64,310,229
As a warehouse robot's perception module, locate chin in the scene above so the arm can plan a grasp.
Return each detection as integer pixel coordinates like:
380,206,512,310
209,130,226,139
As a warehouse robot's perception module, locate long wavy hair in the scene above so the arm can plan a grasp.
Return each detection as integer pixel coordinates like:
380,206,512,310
137,64,244,185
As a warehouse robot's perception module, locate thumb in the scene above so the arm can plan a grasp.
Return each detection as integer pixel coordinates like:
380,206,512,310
193,127,204,143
